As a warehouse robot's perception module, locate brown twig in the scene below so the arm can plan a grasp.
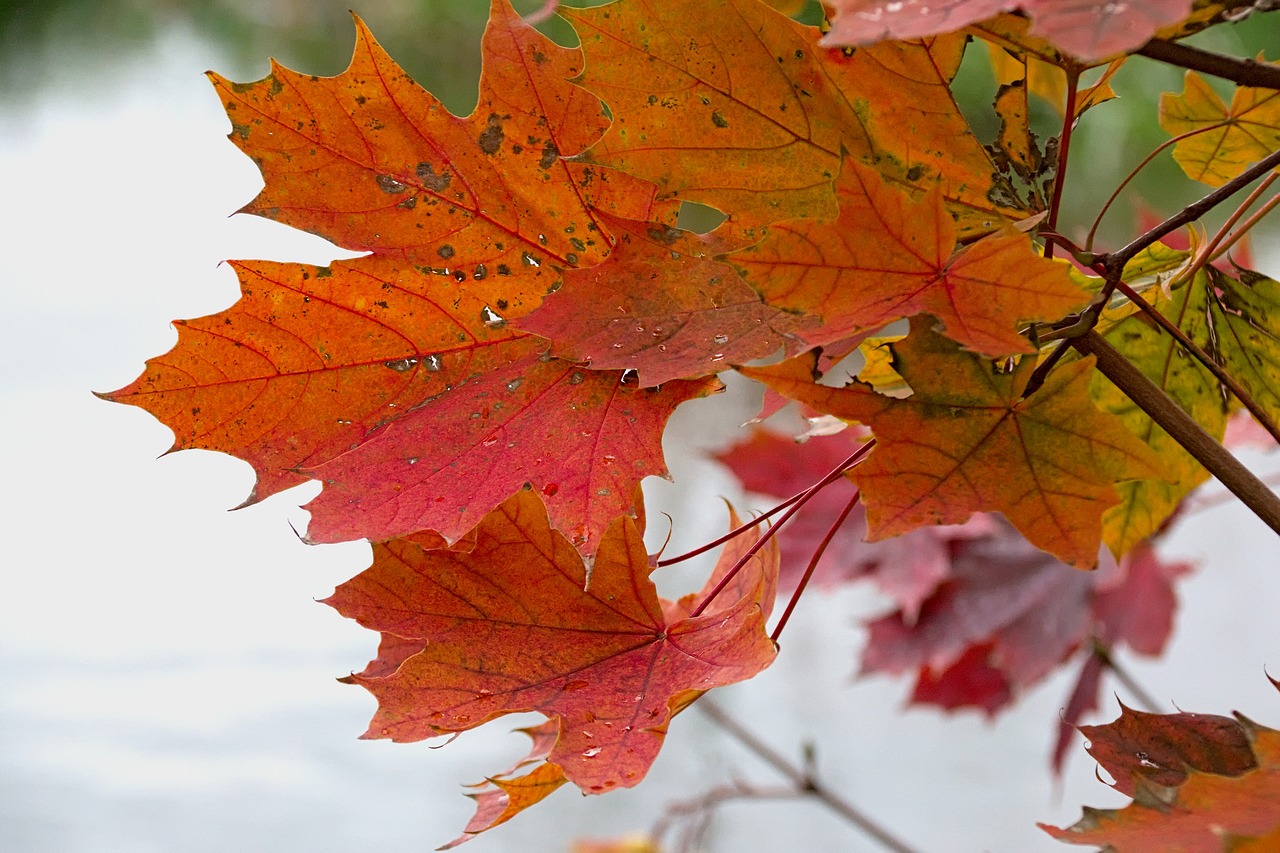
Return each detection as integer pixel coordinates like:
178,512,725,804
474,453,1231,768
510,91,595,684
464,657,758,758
1071,330,1280,536
651,781,801,853
1137,39,1280,90
698,700,921,853
1104,149,1280,269
1091,639,1163,713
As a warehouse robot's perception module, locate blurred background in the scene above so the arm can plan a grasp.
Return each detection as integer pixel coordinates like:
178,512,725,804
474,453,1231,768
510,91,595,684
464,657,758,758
1,1,1277,851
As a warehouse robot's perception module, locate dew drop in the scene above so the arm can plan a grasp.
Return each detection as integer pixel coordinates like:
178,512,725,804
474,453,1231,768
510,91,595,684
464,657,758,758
569,371,585,385
582,747,602,758
713,334,729,345
710,353,726,362
384,357,418,372
481,305,506,329
507,377,524,392
521,252,541,268
424,354,442,372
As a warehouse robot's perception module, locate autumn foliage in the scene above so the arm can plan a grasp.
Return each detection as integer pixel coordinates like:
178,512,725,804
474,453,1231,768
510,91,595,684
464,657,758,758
103,0,1280,848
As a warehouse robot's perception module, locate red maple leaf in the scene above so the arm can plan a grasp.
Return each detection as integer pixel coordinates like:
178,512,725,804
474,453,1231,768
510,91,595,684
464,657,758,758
324,489,779,796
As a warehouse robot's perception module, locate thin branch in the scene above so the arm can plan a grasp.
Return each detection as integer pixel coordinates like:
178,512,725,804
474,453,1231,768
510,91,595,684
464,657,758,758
698,701,920,853
1071,330,1280,536
1137,38,1280,90
651,780,801,853
770,489,862,642
1091,639,1163,713
1103,149,1280,269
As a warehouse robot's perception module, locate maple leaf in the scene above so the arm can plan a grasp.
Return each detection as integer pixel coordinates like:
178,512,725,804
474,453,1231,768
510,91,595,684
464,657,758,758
1161,69,1280,187
520,215,815,386
730,159,1088,355
822,0,1196,61
740,320,1166,568
299,359,719,548
1090,266,1231,555
1045,688,1280,850
860,526,1187,719
1079,705,1259,796
102,0,703,550
324,489,778,797
562,0,1021,229
440,721,567,849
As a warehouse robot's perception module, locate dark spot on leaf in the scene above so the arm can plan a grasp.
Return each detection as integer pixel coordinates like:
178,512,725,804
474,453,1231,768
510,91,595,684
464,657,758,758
711,110,729,128
377,174,407,193
496,299,509,311
437,244,455,260
397,196,417,209
478,114,505,155
497,264,511,276
415,163,452,192
539,142,559,170
315,267,333,278
354,94,367,105
906,164,926,182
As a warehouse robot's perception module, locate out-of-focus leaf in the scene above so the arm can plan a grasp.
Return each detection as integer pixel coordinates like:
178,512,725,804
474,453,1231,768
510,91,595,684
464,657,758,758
1160,69,1280,187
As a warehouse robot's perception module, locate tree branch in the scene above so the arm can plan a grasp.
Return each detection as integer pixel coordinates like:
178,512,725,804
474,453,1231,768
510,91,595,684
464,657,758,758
1071,330,1280,537
1104,149,1280,269
1138,39,1280,90
698,701,920,853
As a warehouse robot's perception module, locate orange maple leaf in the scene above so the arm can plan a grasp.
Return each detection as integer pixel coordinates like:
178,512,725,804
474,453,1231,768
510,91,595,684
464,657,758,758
731,159,1089,355
102,0,701,550
1045,691,1280,851
324,489,779,795
740,320,1166,567
563,0,1021,230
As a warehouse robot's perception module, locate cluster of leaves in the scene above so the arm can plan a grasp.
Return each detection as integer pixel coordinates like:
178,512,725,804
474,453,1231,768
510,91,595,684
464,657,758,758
103,0,1279,847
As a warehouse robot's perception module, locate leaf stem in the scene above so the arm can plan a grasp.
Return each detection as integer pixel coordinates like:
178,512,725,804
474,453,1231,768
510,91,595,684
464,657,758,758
657,492,804,567
770,489,862,642
689,441,875,618
1044,69,1081,260
1091,639,1162,713
698,701,921,853
1137,39,1280,90
1070,330,1280,536
1083,127,1212,252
